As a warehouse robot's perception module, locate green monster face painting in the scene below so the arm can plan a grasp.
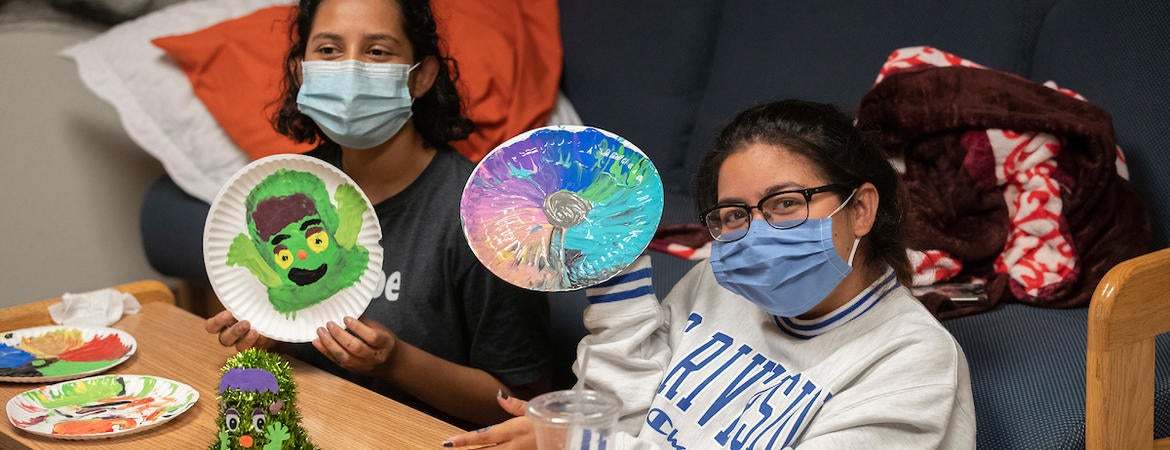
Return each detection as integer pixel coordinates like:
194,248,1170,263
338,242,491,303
210,349,316,450
227,169,369,317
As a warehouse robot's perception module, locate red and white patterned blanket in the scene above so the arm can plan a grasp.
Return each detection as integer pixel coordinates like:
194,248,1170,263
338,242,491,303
858,46,1149,316
880,46,1130,300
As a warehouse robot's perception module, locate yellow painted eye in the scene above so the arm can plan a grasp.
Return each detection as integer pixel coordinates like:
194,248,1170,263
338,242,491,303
274,248,293,269
307,231,329,253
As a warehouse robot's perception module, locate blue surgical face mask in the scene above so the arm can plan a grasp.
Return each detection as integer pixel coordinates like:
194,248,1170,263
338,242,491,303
710,191,860,318
296,59,418,150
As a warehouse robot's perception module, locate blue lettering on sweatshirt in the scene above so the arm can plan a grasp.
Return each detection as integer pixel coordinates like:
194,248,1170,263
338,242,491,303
716,374,822,448
659,332,735,401
697,353,776,425
647,408,687,450
643,312,830,448
678,342,752,411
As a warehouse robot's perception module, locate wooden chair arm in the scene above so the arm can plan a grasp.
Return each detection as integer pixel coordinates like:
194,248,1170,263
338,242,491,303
2,280,174,331
1087,247,1170,450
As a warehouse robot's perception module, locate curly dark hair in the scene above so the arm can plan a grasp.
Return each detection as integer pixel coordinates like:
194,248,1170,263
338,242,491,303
694,99,911,285
272,0,473,149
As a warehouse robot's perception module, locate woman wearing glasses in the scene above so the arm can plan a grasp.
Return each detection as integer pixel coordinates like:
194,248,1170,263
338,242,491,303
444,99,975,449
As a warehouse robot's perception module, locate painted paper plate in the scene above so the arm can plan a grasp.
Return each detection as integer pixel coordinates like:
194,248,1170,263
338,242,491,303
0,325,136,383
7,374,198,440
204,154,383,343
461,126,664,291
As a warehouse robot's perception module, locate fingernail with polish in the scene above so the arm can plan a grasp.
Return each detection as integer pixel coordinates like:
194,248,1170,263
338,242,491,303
441,440,453,448
500,390,510,400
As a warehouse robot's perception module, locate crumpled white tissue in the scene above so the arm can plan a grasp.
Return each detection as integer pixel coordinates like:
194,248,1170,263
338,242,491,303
49,289,142,327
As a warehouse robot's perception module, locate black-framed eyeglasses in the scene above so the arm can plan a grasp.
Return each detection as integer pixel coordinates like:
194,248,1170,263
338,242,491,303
700,184,853,242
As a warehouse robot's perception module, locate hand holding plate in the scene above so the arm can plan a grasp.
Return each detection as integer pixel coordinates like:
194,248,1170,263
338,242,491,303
311,316,397,373
205,310,274,352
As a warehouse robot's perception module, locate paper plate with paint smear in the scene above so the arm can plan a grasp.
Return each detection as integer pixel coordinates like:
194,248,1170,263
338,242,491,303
7,374,198,440
204,154,384,343
461,126,664,291
0,325,137,383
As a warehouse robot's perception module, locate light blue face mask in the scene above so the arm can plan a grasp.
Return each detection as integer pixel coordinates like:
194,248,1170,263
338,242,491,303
710,192,860,318
296,59,418,150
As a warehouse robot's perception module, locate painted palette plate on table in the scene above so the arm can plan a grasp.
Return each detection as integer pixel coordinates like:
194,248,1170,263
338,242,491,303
0,325,136,383
6,374,198,440
461,126,664,291
204,154,383,343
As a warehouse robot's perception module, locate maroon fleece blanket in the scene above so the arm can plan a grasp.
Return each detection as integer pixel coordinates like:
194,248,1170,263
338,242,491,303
855,66,1151,319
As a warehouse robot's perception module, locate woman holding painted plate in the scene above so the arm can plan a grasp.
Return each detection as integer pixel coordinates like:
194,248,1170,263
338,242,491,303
444,100,976,449
204,0,550,428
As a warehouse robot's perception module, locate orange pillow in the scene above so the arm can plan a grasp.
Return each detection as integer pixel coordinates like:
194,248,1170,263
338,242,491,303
153,2,562,163
152,6,314,160
434,0,562,162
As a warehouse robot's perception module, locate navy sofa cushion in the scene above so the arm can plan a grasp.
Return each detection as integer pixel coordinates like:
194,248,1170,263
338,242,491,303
1029,0,1170,249
946,305,1090,448
140,174,210,285
682,0,1061,181
944,303,1170,447
559,0,722,203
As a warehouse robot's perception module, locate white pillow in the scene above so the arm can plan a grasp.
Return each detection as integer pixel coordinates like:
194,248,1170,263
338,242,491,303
61,0,294,203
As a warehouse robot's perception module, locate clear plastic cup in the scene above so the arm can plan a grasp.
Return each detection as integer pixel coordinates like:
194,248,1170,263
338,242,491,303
527,389,622,450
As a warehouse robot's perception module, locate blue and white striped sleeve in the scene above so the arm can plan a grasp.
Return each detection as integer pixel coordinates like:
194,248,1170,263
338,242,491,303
585,256,654,304
578,255,671,436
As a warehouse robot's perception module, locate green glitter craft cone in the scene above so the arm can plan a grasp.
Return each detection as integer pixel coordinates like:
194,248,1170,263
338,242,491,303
210,349,317,450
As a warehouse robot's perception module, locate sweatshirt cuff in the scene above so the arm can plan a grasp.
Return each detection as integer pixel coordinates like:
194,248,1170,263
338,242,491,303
585,255,653,304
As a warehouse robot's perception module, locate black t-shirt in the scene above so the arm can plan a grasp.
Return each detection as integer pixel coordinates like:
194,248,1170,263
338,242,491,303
291,144,551,425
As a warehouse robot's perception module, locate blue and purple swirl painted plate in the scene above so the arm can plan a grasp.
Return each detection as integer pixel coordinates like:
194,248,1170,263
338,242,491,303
461,126,664,291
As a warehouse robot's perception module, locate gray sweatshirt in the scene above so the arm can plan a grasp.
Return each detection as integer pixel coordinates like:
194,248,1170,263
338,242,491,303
575,256,976,449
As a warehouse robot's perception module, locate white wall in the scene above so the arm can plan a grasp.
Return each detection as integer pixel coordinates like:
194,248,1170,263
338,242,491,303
0,21,167,309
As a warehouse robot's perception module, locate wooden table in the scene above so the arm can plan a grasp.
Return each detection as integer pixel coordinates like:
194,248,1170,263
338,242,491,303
1,301,463,449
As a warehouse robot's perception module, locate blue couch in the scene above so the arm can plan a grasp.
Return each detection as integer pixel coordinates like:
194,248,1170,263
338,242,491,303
142,0,1170,447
